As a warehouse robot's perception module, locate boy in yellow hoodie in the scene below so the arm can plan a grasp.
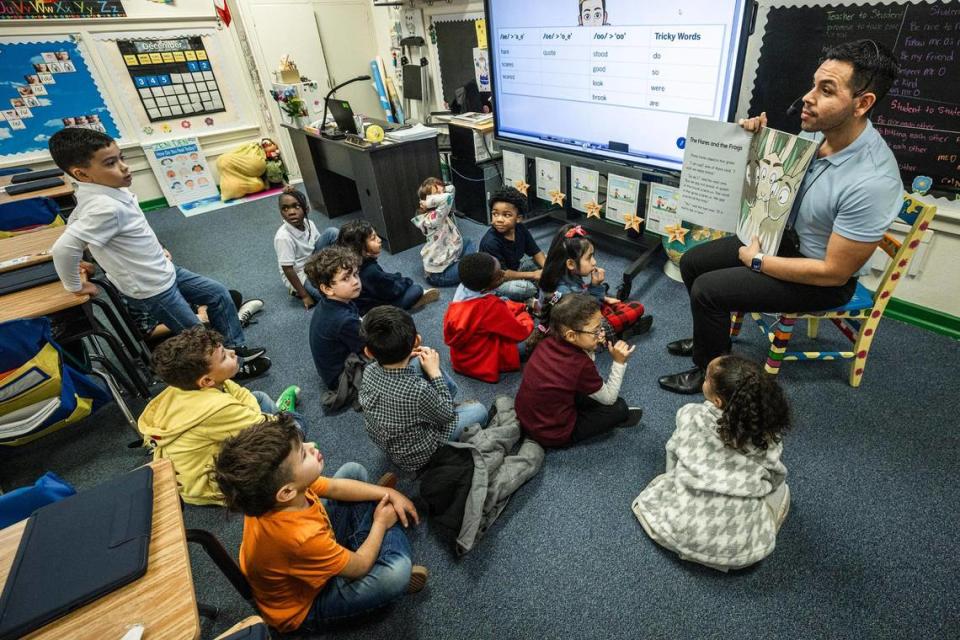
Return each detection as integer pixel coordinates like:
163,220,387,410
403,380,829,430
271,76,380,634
138,326,300,505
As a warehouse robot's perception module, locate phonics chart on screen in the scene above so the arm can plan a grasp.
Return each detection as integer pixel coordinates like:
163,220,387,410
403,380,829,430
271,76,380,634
486,0,752,171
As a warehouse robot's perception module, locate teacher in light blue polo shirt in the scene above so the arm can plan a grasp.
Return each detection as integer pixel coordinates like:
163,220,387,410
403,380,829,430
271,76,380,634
660,40,903,394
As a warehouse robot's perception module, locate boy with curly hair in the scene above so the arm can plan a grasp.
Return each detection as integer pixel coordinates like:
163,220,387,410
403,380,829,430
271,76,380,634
138,326,301,505
478,187,546,301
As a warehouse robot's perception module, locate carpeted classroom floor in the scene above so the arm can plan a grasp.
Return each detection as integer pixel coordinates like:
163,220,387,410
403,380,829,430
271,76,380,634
2,196,958,639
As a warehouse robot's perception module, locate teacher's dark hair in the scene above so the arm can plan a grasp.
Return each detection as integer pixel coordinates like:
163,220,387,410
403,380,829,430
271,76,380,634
820,39,899,103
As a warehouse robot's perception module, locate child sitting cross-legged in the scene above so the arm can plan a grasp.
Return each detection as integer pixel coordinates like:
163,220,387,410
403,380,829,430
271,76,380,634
359,305,489,473
138,326,301,506
337,220,439,315
479,187,546,302
632,355,792,572
516,293,643,447
539,223,652,340
274,186,339,309
443,252,534,383
213,416,428,633
306,246,365,392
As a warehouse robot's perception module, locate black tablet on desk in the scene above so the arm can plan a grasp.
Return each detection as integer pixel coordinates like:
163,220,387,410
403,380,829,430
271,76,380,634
0,465,154,640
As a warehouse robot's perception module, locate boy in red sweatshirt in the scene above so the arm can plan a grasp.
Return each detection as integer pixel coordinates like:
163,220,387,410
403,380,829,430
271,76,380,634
443,252,534,383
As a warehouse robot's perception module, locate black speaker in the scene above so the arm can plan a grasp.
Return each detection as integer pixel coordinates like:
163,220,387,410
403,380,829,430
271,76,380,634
450,158,503,224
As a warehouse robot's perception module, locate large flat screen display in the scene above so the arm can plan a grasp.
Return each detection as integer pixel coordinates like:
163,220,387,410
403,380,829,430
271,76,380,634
486,0,753,171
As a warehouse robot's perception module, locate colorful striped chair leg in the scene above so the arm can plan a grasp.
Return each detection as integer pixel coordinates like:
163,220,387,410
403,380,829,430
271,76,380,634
849,315,882,388
730,312,744,337
764,317,795,375
806,317,820,339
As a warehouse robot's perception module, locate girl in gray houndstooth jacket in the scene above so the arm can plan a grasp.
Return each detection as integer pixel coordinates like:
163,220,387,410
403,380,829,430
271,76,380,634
632,355,792,571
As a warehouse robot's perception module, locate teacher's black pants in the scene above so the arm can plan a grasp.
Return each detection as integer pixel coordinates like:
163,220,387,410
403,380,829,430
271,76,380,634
679,235,858,370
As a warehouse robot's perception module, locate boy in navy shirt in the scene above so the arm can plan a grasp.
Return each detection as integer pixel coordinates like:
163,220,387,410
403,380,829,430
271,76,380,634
478,187,545,301
306,246,364,390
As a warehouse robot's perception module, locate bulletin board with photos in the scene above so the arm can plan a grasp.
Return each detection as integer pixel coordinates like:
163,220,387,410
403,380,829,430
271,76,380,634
117,37,226,123
0,38,121,157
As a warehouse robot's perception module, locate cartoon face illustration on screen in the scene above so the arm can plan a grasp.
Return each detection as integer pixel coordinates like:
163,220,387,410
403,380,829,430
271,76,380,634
578,0,609,26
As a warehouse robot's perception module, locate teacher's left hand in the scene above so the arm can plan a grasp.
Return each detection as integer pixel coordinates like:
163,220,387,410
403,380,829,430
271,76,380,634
739,236,761,268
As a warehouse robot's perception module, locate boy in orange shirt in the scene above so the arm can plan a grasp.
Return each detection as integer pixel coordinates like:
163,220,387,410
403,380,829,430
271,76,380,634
214,416,428,633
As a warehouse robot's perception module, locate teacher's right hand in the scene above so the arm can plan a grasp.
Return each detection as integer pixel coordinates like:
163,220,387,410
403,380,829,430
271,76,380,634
738,111,767,132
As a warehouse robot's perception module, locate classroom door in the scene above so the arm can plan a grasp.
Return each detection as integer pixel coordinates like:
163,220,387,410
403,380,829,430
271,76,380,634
238,0,333,178
312,0,384,119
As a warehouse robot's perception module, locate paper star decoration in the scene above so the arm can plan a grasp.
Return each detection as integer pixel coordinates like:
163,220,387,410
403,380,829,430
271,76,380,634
665,223,689,244
623,214,643,233
584,200,603,219
549,189,566,206
513,180,529,196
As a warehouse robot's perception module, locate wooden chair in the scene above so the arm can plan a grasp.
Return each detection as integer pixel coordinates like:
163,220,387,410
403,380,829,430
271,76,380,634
730,194,936,387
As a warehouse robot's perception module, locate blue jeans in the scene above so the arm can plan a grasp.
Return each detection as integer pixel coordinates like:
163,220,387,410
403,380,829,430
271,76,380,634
407,358,459,399
451,400,488,441
405,359,486,440
300,227,340,301
397,283,425,310
301,463,413,630
252,390,306,431
129,266,245,347
495,255,539,302
425,239,475,287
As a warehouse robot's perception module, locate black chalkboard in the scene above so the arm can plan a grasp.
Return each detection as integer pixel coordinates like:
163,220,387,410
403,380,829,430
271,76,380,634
750,1,960,197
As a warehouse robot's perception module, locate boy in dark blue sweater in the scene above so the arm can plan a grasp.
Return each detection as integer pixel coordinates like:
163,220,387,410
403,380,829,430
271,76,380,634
306,246,365,390
337,221,439,315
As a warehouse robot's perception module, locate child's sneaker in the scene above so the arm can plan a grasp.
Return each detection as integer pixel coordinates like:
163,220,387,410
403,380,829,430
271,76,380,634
235,345,267,362
619,407,644,428
619,315,653,341
276,385,300,412
238,299,264,328
410,288,440,310
234,355,271,381
377,472,398,489
406,565,429,594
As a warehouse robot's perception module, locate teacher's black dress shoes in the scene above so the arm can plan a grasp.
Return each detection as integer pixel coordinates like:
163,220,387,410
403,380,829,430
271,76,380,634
658,367,705,394
666,338,694,357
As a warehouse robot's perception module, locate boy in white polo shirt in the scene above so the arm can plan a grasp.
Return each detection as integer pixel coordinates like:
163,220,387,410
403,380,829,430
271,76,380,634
274,186,339,309
48,128,270,380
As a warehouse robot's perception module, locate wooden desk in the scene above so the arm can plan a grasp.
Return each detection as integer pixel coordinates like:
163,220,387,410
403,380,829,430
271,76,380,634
0,225,64,273
0,459,200,640
285,124,440,254
0,226,88,321
0,174,76,212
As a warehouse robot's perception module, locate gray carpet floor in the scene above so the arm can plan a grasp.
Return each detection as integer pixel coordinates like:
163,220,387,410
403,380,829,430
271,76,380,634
2,197,958,639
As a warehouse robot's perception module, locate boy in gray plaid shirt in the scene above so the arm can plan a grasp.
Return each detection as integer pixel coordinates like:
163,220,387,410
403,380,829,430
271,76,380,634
359,306,488,472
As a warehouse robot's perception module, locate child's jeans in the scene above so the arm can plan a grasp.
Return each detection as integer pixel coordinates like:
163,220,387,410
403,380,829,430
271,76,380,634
300,463,414,631
251,391,307,432
425,239,476,287
128,266,246,347
494,255,539,302
407,357,459,398
396,283,425,309
451,401,488,441
406,359,487,440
